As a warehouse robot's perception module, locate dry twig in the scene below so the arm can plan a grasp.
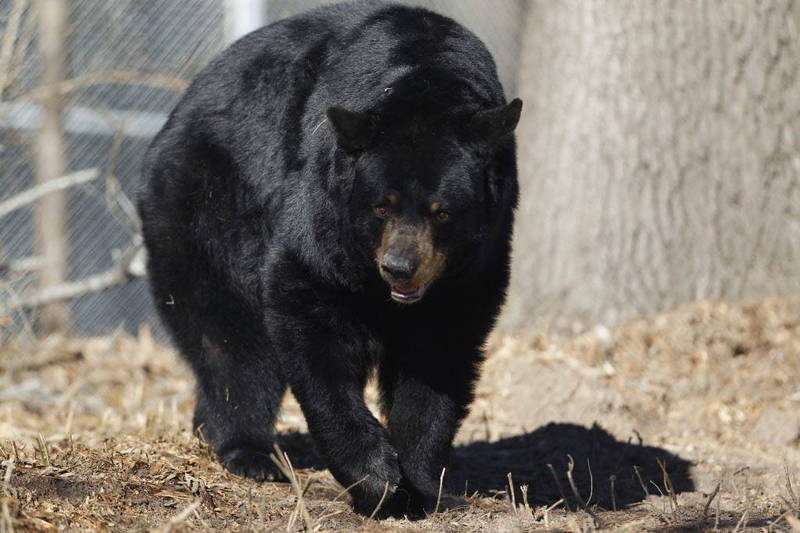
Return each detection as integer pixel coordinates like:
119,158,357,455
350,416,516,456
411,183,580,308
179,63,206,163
435,467,446,514
368,482,390,521
0,168,99,220
507,472,517,516
0,459,14,533
702,481,721,521
153,500,201,533
547,463,570,512
270,445,316,531
565,455,604,529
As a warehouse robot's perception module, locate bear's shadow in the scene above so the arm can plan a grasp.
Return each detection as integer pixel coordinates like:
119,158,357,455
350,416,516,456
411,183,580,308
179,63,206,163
277,422,694,509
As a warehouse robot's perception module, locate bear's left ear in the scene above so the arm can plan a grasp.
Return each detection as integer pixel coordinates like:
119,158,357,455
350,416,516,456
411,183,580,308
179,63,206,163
326,107,377,153
470,98,523,148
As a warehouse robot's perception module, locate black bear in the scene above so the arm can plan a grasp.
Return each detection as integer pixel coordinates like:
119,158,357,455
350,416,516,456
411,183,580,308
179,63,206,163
138,0,521,517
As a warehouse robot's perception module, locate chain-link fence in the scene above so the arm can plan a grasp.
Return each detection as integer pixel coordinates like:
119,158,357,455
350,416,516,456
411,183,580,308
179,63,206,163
0,0,525,340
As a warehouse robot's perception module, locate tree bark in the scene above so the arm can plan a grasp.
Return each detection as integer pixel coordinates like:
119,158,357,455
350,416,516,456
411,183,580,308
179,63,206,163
504,0,800,333
33,0,71,332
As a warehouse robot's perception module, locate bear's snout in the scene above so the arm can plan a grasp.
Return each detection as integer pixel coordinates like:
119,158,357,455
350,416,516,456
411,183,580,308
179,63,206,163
380,253,417,281
376,219,446,304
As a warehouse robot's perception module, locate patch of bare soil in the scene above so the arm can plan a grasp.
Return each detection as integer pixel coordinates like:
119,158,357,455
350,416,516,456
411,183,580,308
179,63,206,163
0,296,799,532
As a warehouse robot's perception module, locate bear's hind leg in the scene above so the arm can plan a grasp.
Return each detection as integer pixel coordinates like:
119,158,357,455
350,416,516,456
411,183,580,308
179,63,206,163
191,332,287,482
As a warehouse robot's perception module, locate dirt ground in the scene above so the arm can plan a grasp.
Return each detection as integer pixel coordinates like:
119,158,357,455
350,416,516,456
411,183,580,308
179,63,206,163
0,297,799,532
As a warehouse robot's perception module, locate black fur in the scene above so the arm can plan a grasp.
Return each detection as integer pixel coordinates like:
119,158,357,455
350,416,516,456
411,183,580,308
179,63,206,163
138,1,520,517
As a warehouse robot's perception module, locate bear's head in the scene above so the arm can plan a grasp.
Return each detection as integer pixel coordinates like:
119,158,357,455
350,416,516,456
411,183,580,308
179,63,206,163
326,98,521,303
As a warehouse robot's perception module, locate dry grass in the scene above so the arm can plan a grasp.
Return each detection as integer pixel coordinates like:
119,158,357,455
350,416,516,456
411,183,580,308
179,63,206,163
0,296,799,531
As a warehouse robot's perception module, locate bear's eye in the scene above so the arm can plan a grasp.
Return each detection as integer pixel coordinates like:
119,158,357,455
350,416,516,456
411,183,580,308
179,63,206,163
373,204,390,218
431,208,449,222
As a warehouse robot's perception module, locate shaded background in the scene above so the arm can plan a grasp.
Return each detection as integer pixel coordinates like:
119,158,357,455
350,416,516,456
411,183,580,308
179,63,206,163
0,0,798,339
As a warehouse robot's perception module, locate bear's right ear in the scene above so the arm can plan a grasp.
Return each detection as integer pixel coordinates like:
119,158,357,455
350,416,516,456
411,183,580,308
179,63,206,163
470,98,523,149
326,107,377,153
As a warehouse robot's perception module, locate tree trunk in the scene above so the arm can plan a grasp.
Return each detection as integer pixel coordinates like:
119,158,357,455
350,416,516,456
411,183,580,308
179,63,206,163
504,0,800,333
33,0,71,332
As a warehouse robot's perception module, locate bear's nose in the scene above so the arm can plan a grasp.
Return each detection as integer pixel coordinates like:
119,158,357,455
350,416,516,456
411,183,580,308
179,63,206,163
381,253,416,281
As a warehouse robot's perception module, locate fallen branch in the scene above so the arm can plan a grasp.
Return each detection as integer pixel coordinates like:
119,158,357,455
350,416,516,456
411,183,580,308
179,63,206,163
0,241,145,314
0,168,99,219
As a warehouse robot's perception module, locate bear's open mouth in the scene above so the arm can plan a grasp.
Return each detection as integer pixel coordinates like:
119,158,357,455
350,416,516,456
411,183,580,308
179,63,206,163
390,283,426,304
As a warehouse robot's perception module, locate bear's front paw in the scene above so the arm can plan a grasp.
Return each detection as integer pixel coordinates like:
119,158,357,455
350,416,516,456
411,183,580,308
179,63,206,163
351,481,401,518
347,446,402,517
391,482,470,518
219,446,287,482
